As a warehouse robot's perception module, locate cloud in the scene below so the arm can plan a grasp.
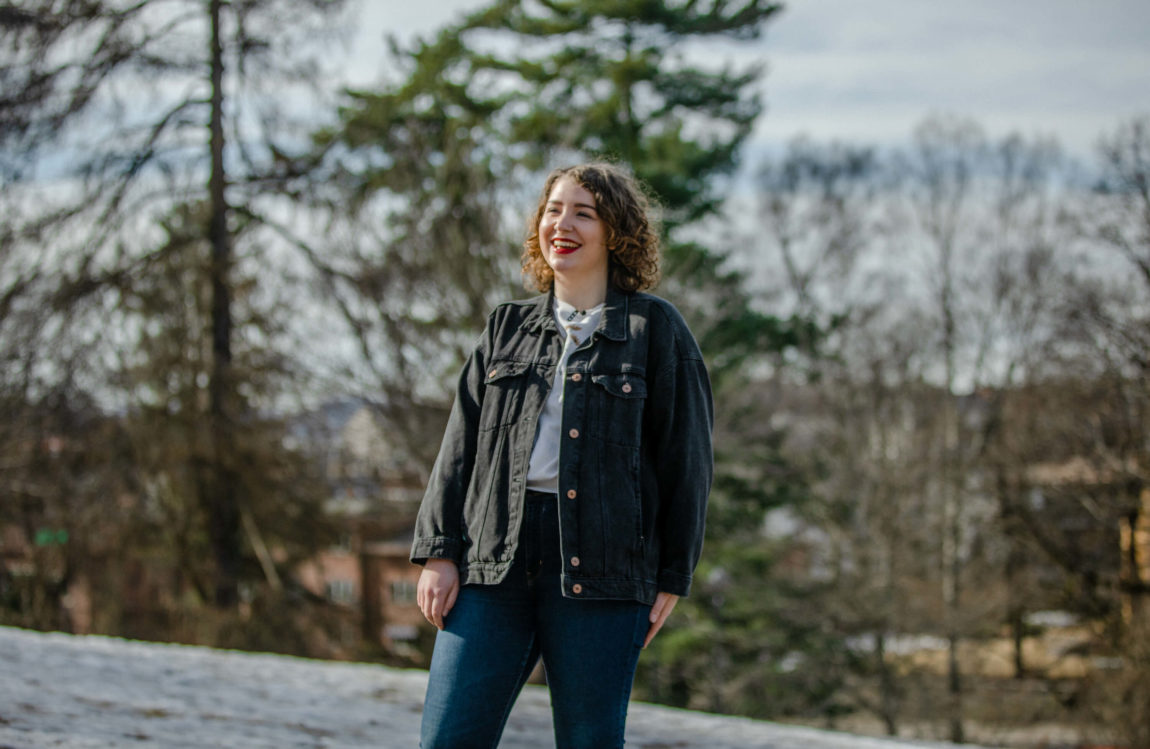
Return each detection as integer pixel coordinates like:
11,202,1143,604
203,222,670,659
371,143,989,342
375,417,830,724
334,1,1150,158
757,0,1150,155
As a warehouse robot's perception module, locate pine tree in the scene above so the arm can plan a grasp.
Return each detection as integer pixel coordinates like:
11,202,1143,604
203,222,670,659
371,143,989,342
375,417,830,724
434,0,788,376
460,0,774,219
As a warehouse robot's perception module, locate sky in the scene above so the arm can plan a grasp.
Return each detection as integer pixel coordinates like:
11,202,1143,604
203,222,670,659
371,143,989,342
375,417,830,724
341,0,1150,162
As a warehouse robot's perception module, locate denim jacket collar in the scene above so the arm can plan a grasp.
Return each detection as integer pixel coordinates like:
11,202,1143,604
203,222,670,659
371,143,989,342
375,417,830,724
521,284,629,342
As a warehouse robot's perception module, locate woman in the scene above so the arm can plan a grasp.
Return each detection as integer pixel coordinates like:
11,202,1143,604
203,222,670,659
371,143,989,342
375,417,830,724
411,162,713,748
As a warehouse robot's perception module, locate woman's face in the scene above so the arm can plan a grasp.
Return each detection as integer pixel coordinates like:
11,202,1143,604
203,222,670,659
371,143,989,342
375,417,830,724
538,176,609,290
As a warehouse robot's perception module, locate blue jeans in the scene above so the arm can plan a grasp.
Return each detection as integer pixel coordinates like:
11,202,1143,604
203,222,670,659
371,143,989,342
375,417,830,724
420,491,651,749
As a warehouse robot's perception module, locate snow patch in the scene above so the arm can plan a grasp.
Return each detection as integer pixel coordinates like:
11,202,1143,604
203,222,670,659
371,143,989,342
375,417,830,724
0,626,986,748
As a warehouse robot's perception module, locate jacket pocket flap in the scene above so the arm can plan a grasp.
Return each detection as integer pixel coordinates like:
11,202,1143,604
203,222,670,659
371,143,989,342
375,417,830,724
484,360,531,384
591,373,647,399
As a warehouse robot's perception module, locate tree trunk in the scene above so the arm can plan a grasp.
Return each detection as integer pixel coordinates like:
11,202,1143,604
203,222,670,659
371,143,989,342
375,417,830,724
940,245,965,743
875,632,898,736
206,0,240,609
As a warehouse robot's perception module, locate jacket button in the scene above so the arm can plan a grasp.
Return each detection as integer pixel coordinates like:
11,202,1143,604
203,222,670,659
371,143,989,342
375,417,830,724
570,556,580,567
568,428,579,439
566,489,576,499
621,382,632,393
571,373,582,382
572,584,583,594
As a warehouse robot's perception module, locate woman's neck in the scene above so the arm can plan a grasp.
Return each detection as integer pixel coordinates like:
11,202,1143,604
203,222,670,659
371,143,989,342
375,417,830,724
553,277,607,312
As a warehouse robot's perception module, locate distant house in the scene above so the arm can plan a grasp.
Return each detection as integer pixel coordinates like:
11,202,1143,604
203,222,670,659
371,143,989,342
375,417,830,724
1121,487,1150,621
0,525,32,580
362,535,426,651
1026,455,1149,623
293,398,430,655
0,431,101,637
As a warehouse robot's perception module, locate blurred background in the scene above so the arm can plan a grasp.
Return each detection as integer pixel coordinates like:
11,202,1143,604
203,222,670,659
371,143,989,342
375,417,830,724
2,1,1148,746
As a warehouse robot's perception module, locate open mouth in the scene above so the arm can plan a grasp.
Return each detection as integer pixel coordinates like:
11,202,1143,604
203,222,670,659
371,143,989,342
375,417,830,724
551,238,580,254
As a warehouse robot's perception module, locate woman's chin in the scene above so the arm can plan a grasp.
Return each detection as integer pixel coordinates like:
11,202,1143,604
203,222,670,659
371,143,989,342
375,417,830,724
547,256,577,274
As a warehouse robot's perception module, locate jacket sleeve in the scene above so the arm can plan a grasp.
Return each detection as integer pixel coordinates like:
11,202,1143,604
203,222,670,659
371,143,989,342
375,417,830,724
649,317,714,598
409,326,490,566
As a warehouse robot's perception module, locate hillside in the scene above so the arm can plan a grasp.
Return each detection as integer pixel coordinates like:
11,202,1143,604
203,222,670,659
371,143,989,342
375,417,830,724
0,626,987,748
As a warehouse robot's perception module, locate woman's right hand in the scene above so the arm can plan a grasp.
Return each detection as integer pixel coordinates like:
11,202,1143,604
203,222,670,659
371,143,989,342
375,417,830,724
417,558,460,630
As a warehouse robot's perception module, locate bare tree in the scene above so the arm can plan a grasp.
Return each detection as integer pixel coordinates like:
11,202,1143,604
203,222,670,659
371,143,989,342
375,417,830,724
753,119,1079,739
1055,115,1150,746
754,138,912,730
897,115,994,743
1,0,349,611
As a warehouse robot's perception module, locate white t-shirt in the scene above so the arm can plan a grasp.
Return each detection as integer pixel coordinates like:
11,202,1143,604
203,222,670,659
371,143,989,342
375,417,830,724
525,298,605,493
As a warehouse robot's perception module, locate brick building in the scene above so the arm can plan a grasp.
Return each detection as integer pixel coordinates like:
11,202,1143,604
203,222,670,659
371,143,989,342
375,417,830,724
294,398,428,654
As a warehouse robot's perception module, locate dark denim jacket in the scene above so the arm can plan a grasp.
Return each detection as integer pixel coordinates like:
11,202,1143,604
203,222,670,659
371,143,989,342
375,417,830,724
410,285,714,605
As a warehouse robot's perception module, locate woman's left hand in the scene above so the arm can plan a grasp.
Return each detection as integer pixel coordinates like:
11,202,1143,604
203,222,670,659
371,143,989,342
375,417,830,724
644,592,679,648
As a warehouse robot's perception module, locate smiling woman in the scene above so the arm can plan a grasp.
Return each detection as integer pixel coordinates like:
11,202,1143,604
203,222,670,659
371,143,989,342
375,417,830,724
535,177,610,305
522,164,662,303
409,162,714,748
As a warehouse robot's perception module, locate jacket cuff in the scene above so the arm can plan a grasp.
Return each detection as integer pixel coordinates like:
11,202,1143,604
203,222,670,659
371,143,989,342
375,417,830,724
657,570,693,598
410,536,463,566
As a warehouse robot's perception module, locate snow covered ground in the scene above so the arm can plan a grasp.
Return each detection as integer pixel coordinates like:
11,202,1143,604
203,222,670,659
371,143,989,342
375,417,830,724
0,626,988,748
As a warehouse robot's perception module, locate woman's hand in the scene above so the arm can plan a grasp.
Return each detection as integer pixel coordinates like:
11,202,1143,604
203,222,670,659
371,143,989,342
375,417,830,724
644,591,679,648
417,558,460,630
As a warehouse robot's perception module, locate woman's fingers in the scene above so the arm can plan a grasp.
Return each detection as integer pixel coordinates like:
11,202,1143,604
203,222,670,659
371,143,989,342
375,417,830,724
417,559,460,630
422,582,444,629
644,592,679,649
442,579,459,620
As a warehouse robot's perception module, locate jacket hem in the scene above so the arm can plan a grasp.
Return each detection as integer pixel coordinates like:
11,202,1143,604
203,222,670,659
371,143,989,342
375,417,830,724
560,573,659,606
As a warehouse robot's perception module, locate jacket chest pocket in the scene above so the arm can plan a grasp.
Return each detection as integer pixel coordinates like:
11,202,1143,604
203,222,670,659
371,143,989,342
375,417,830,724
589,373,647,447
480,360,531,431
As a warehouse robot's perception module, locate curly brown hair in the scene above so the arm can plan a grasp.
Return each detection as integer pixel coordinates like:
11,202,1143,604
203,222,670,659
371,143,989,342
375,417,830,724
522,162,661,293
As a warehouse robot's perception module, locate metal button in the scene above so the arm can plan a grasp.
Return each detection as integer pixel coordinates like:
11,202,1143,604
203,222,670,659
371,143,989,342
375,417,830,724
621,382,632,393
570,556,580,567
566,489,576,499
572,584,583,594
571,373,582,382
568,428,579,439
